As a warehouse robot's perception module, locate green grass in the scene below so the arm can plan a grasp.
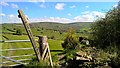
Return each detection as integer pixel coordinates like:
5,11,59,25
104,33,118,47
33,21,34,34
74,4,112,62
2,34,29,40
48,39,63,50
1,34,63,66
1,22,91,66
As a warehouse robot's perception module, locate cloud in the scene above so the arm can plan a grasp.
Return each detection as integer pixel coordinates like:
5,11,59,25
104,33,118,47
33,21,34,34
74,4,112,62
55,3,66,10
29,0,45,2
68,13,72,16
85,6,89,8
0,2,9,6
0,13,6,17
112,4,120,9
3,11,105,23
113,4,118,8
8,14,15,18
70,5,76,8
74,11,105,22
7,14,21,23
30,17,71,23
74,15,94,22
29,11,105,23
0,2,19,9
11,4,19,9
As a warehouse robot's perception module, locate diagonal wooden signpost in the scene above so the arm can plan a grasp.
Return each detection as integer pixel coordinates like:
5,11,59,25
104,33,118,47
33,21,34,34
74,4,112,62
18,9,53,67
18,9,41,61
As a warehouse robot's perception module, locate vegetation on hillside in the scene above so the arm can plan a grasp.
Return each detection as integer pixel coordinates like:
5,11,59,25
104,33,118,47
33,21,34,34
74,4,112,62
91,3,120,67
92,7,120,48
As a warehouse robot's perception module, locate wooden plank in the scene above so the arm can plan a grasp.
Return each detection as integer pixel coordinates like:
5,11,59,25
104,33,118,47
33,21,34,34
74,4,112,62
41,45,48,60
0,40,30,43
8,63,28,67
1,48,33,52
2,54,35,58
0,61,11,64
1,59,31,64
9,64,23,67
18,9,41,61
1,55,25,65
44,52,49,61
17,59,32,62
47,43,53,67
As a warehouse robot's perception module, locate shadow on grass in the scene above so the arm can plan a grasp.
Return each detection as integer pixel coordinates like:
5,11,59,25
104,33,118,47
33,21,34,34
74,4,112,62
50,50,63,52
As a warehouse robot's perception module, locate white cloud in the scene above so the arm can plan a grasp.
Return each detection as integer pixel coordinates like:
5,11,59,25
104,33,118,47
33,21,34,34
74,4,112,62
85,6,89,8
7,14,21,23
74,11,105,22
8,14,15,18
0,2,9,6
55,3,66,10
70,5,76,8
81,11,90,14
3,10,105,23
113,4,118,8
11,4,19,9
29,0,45,2
0,13,6,17
29,11,105,23
68,13,72,16
30,17,71,23
74,15,94,22
0,2,19,9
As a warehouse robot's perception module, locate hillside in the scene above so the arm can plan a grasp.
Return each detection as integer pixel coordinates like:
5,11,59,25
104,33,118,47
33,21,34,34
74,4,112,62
2,22,92,32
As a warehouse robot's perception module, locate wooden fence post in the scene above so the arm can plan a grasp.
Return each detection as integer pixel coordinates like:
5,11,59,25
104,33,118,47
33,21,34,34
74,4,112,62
38,36,53,66
38,36,47,56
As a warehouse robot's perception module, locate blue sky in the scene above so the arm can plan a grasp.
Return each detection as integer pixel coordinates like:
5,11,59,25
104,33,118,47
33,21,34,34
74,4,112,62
0,1,119,23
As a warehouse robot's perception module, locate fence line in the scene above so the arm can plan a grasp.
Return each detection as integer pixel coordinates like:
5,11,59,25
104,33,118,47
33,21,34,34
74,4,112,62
0,40,31,43
1,40,34,67
17,59,32,62
1,36,53,67
1,48,33,52
4,54,35,58
1,58,32,64
1,55,26,65
2,63,28,67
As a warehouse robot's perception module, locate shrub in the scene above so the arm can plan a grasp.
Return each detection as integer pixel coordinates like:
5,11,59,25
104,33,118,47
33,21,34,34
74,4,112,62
91,4,120,48
60,29,80,67
62,29,79,50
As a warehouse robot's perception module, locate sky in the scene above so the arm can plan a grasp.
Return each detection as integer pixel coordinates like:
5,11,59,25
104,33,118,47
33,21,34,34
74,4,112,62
0,1,119,23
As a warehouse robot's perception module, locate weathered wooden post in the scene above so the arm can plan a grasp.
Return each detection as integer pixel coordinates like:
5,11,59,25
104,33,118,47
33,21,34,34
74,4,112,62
18,9,41,61
38,36,53,66
38,36,47,56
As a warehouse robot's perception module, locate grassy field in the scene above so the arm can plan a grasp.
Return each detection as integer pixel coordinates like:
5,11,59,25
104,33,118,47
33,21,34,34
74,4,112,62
1,22,91,66
1,34,63,66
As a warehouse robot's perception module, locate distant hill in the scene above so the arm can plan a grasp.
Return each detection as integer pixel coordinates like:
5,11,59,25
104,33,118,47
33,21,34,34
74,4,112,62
2,22,92,32
29,22,92,31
